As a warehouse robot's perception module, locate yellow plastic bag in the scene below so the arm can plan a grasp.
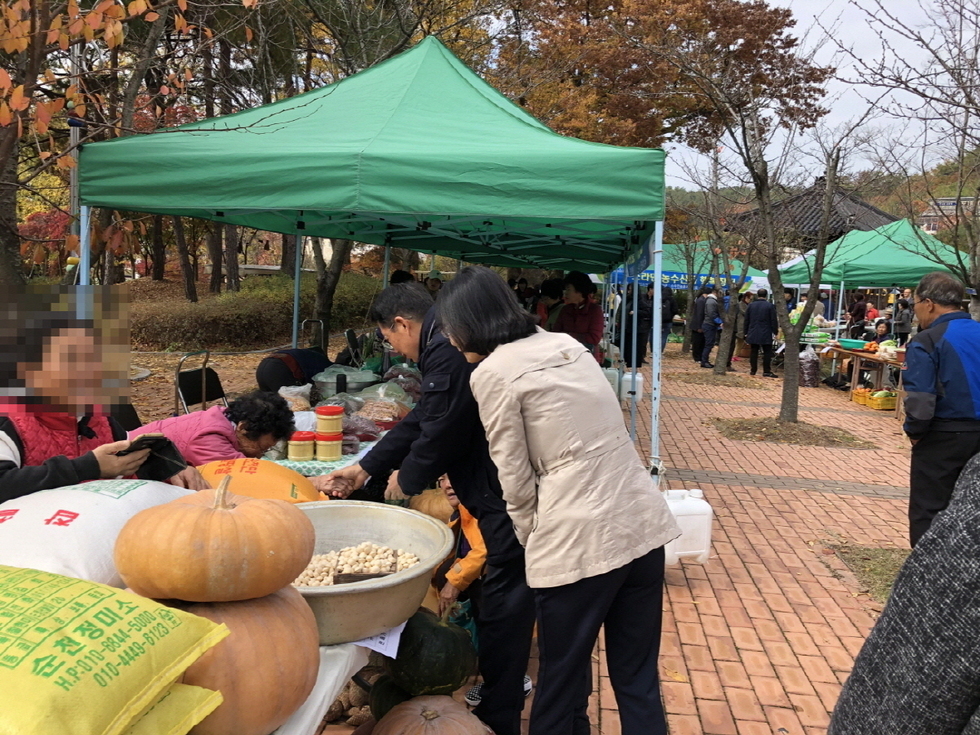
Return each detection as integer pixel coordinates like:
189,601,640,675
0,565,229,735
124,684,223,735
198,458,318,503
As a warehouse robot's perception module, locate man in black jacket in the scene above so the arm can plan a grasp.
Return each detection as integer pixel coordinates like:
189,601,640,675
743,288,779,378
322,283,535,735
690,285,710,363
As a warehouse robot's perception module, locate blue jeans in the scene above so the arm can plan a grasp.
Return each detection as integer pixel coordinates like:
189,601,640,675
701,324,718,364
660,324,671,351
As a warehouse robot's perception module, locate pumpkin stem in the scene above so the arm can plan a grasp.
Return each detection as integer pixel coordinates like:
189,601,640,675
440,603,454,624
421,709,440,721
213,475,233,510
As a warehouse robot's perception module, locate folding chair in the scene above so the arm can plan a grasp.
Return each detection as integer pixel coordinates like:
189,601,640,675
174,350,228,416
108,403,143,432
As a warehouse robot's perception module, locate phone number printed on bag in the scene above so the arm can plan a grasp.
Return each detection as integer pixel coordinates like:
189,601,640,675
0,567,183,692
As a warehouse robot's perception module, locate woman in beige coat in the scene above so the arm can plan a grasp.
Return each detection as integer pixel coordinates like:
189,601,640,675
438,266,680,735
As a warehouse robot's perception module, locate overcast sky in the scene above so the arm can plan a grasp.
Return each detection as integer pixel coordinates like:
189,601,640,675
664,0,933,188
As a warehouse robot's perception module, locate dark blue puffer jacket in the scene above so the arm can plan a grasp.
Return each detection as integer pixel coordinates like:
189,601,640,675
903,311,980,439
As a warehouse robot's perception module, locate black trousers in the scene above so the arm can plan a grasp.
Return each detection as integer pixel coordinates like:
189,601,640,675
691,331,705,362
701,325,718,365
909,430,980,546
529,547,667,735
749,343,774,374
473,555,537,735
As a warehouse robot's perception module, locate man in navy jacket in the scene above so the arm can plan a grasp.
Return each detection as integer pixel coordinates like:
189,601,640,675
904,272,980,546
322,283,534,735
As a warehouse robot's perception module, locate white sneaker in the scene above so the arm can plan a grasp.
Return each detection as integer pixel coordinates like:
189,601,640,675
464,683,483,707
464,675,532,707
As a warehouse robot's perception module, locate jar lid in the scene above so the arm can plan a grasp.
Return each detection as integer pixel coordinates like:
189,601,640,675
290,431,316,441
315,405,345,416
315,432,344,440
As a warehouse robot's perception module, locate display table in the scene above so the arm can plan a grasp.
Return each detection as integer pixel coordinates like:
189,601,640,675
273,643,368,735
822,346,903,416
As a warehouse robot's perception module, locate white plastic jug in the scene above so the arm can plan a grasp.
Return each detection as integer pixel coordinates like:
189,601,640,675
619,370,644,402
663,488,713,565
602,368,620,397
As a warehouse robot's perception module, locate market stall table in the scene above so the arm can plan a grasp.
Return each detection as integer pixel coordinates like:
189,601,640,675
822,346,904,415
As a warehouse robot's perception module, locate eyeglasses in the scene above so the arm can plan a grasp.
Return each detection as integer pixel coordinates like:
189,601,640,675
913,298,930,307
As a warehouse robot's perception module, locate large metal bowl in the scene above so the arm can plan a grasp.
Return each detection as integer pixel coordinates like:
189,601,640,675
296,501,453,645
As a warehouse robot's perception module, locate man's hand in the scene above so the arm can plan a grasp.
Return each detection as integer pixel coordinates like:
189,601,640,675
170,466,212,491
319,464,370,498
385,470,408,501
438,581,461,616
92,440,150,479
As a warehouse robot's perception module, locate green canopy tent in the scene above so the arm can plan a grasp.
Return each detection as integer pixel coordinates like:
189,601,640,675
76,35,669,463
79,36,663,273
780,219,960,287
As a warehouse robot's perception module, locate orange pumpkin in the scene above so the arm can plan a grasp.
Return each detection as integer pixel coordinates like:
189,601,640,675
114,477,315,602
175,586,320,735
198,458,319,504
374,696,493,735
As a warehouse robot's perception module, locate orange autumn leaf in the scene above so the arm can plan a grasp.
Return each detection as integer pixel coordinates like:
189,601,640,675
8,85,28,111
65,233,79,253
144,10,158,21
0,69,10,90
244,25,252,42
0,103,11,127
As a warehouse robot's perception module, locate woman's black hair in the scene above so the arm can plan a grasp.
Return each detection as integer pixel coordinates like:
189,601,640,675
1,316,94,392
224,390,295,441
368,282,434,325
563,270,596,297
388,269,415,285
437,266,537,355
898,298,909,309
539,279,564,301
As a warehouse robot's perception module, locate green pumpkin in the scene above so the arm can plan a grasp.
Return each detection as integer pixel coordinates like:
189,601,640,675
384,608,477,696
369,674,413,720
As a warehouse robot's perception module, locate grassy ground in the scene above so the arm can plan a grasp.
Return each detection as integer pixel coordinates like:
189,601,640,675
711,417,877,449
128,271,379,351
833,545,911,604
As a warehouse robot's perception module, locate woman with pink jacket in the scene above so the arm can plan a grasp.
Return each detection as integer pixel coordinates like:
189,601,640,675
131,390,294,467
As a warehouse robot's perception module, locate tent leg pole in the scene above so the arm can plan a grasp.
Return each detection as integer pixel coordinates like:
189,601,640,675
651,222,664,476
291,232,302,348
832,279,845,375
619,272,627,403
629,261,640,441
79,205,91,287
382,246,391,288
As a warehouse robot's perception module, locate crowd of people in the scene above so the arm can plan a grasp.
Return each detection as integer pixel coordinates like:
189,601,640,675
6,265,980,735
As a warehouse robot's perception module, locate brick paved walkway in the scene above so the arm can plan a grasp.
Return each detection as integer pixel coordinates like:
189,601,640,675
324,344,911,734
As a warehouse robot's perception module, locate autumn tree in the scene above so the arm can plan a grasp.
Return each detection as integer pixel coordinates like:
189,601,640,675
841,0,980,316
618,0,843,422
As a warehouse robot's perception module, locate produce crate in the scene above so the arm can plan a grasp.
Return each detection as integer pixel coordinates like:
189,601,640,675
868,395,897,410
851,391,867,405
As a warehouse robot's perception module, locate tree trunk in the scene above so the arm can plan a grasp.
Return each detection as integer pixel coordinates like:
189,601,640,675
0,127,24,285
315,238,353,336
713,305,737,375
778,341,801,422
224,224,240,292
151,215,166,280
172,217,197,303
207,225,222,293
281,233,296,276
